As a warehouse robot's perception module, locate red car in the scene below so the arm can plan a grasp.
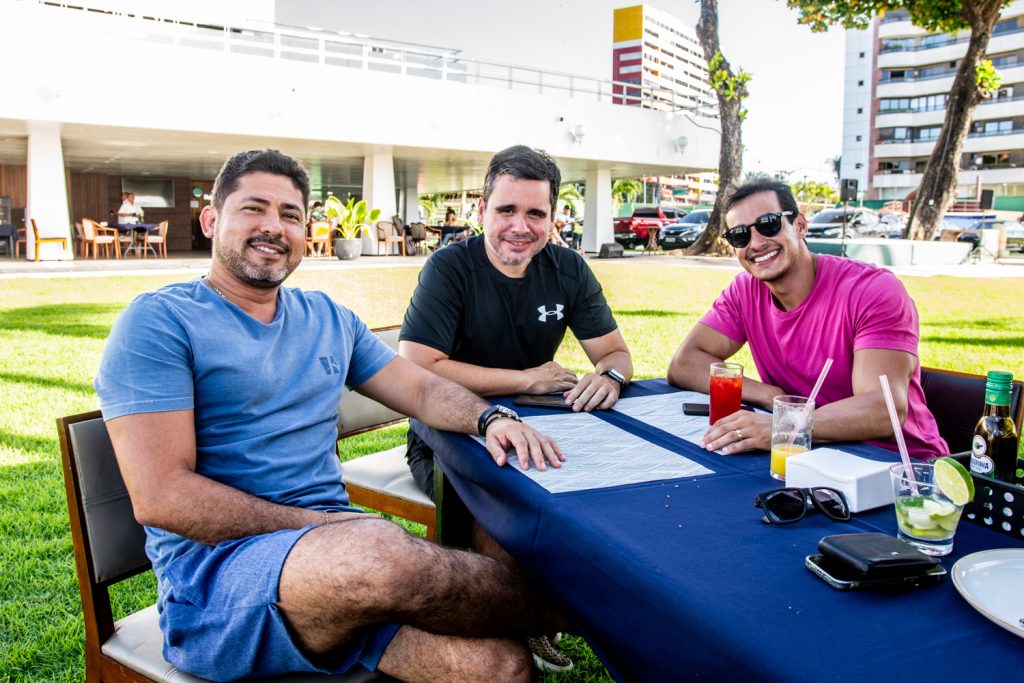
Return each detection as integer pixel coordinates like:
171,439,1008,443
614,206,688,249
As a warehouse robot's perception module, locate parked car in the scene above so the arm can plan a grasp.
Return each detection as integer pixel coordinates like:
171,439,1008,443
949,219,1024,252
614,206,688,249
805,208,880,239
657,210,711,249
1006,221,1024,252
875,212,907,239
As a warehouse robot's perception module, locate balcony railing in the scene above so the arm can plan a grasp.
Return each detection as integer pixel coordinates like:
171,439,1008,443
33,0,719,116
877,127,1022,144
878,94,1024,115
879,35,970,54
880,24,1024,53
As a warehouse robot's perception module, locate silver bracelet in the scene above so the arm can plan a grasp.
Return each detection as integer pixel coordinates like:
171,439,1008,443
323,510,330,526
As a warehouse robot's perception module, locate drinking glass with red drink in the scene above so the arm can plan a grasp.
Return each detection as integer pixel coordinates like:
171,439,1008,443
709,362,743,425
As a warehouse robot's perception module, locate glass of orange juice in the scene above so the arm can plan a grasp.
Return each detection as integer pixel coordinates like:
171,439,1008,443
770,395,813,481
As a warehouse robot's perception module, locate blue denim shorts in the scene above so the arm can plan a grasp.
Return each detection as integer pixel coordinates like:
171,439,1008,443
158,525,401,682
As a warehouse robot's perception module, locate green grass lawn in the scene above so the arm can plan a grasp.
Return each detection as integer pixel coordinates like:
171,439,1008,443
1,260,1022,682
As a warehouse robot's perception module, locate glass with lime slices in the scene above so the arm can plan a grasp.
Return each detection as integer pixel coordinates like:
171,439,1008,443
889,458,974,556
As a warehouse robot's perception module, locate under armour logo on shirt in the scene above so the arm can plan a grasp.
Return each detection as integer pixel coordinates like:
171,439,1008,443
537,304,564,322
319,356,341,375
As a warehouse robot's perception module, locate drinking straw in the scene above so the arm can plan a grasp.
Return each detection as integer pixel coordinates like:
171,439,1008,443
879,374,918,494
787,358,832,445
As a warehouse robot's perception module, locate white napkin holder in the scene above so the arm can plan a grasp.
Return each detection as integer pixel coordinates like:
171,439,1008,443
784,448,895,513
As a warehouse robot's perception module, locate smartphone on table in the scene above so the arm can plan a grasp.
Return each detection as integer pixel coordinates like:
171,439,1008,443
514,394,573,410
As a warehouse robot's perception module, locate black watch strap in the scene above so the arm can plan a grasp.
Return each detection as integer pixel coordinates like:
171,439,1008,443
477,405,522,436
601,368,626,388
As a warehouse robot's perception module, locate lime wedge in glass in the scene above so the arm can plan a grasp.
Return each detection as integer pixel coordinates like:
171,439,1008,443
934,457,974,506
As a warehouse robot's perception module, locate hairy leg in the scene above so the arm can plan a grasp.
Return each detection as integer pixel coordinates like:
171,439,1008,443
377,625,532,683
277,516,557,655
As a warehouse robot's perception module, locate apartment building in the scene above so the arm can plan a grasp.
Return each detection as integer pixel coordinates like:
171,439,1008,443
610,4,718,208
611,4,716,114
842,1,1024,209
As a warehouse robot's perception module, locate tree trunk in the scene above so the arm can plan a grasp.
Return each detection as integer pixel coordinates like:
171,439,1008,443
687,0,743,257
907,1,1003,240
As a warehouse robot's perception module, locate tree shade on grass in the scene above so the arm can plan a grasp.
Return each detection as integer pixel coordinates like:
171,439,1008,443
2,262,1022,681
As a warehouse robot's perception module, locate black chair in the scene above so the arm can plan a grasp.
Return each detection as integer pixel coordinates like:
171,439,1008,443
919,367,1023,454
57,410,379,683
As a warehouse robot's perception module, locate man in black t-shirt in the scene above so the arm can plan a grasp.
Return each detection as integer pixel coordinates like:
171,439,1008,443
400,145,633,499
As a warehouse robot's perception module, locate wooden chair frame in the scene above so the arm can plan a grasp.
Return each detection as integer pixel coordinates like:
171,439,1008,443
305,220,333,257
81,218,122,260
374,221,406,256
31,218,71,262
142,221,169,259
338,325,436,538
58,410,152,683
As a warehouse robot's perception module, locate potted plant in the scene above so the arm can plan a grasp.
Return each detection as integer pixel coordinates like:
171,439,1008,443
326,195,380,260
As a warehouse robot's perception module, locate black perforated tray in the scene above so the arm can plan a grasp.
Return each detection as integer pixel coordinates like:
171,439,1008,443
952,453,1024,540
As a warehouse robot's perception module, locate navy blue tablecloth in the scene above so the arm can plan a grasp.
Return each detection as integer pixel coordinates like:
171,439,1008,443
114,222,159,232
413,379,1024,682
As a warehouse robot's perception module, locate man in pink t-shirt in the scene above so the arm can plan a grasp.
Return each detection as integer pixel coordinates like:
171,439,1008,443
667,180,947,459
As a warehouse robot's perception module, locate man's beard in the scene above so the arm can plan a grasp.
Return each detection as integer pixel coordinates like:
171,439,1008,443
214,234,297,288
487,232,543,267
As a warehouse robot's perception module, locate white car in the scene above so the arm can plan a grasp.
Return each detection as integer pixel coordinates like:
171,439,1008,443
806,208,880,239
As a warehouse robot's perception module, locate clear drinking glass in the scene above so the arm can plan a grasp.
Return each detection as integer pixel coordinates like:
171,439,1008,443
770,395,813,481
709,362,743,425
890,462,963,557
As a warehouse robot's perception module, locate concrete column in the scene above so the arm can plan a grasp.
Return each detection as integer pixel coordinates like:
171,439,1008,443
360,148,397,255
403,182,420,225
26,120,73,261
584,166,612,253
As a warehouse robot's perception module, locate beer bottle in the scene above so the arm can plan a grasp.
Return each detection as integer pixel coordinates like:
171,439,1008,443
969,371,1019,484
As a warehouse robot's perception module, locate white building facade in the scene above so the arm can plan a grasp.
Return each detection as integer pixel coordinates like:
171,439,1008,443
0,0,719,259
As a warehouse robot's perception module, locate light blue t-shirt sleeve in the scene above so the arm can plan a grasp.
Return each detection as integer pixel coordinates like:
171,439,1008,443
94,294,195,420
343,309,397,388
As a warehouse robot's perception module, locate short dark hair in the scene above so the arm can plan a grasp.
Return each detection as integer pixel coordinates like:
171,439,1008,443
482,145,561,215
211,149,310,211
724,179,799,220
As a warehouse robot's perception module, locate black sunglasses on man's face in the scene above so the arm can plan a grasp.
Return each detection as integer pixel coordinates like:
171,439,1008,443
723,211,794,249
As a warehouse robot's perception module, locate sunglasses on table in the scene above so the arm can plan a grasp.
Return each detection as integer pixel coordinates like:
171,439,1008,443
753,487,851,525
723,211,794,249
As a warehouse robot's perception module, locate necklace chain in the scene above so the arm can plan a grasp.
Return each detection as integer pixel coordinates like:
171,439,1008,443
204,274,228,299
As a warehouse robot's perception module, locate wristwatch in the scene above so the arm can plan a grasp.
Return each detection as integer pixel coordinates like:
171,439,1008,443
601,368,627,388
477,405,522,436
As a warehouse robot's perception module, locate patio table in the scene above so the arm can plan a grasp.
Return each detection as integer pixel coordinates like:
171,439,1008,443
412,379,1024,682
115,223,159,257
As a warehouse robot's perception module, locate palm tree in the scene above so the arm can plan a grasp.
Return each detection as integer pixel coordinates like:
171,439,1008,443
611,179,643,208
558,183,583,212
418,193,446,224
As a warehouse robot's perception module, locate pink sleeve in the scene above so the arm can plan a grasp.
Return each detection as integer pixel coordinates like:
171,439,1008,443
851,270,920,355
699,276,747,344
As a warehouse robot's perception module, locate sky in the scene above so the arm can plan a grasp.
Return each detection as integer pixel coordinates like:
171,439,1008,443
286,0,848,184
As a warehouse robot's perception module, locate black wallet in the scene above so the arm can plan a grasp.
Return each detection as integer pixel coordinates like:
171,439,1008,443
818,533,940,578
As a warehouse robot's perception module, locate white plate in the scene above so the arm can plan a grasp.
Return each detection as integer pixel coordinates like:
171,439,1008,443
952,549,1024,639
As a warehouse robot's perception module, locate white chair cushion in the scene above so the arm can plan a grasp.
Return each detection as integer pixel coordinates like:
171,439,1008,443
342,445,435,509
103,605,377,682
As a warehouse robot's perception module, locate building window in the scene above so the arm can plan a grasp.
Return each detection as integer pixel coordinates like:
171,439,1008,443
856,135,862,141
859,51,865,58
857,107,863,114
855,163,863,169
858,80,864,86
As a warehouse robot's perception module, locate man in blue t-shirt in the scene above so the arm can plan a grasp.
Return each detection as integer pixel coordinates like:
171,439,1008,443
94,149,567,682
